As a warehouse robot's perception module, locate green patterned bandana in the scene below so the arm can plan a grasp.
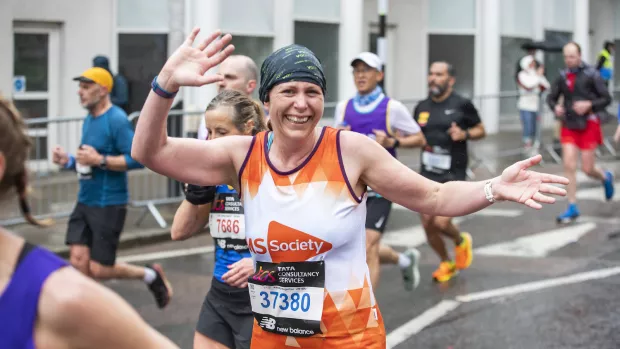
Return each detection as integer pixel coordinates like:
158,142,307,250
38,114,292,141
259,44,327,103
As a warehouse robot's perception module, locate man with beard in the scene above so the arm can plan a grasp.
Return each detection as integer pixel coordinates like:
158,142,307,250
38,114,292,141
412,61,486,283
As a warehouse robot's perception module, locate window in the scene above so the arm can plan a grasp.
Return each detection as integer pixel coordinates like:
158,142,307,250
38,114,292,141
294,21,340,102
12,28,59,164
229,36,274,100
428,34,475,98
118,34,168,114
14,34,48,91
428,0,476,31
543,30,572,83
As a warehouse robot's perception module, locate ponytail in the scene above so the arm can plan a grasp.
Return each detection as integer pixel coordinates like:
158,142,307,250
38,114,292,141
0,95,54,227
15,171,54,227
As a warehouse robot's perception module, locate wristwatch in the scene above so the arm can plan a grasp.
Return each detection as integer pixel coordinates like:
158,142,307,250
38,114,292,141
465,130,471,140
392,138,400,148
99,156,108,170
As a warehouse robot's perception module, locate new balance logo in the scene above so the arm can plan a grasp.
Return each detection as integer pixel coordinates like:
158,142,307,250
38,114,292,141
260,317,276,330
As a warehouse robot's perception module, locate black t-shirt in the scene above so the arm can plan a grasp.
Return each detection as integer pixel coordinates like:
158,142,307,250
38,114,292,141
413,93,482,182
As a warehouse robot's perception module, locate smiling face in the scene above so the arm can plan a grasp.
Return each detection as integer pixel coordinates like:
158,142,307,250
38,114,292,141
264,81,324,141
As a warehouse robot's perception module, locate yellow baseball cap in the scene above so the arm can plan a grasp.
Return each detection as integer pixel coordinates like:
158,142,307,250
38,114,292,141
73,67,114,92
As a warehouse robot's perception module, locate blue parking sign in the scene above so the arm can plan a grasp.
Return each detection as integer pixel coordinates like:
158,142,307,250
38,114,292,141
13,76,26,93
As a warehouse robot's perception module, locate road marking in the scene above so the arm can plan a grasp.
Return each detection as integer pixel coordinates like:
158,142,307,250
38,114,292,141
456,265,620,303
393,204,523,218
386,300,460,349
384,208,522,248
117,246,215,263
387,265,620,347
474,222,596,258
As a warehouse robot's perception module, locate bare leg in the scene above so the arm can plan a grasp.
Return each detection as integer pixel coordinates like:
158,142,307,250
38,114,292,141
434,216,463,246
89,260,146,281
378,244,400,264
421,214,450,262
562,144,580,203
580,149,605,181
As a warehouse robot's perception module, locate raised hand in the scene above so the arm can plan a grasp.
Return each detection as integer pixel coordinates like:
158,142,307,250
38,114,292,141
157,28,235,92
492,154,569,209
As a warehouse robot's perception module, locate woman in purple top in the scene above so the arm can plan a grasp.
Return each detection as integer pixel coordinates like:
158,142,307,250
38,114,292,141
0,95,179,349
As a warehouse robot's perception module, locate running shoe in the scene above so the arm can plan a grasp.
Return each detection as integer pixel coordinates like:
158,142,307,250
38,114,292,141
401,248,421,291
147,264,173,309
432,261,457,283
454,232,473,270
556,203,580,224
603,170,615,201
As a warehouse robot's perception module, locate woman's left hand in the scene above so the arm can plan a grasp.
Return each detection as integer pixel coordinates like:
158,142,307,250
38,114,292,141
492,154,569,209
221,258,255,288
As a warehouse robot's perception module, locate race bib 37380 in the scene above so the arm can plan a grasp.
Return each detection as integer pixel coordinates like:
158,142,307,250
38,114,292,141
248,261,325,337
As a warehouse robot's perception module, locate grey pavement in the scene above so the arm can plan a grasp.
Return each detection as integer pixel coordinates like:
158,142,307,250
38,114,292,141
102,177,620,348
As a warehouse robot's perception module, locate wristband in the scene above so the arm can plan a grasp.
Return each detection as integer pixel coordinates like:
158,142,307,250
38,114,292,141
151,76,178,99
392,138,400,148
484,181,495,203
65,155,76,170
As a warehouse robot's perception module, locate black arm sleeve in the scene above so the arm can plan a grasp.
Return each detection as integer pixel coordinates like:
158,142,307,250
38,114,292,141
546,77,563,111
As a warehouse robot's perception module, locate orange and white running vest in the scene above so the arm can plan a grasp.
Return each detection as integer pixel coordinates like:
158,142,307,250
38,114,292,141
240,126,386,349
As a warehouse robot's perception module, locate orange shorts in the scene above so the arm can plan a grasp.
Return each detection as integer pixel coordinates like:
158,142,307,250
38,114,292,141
561,119,603,151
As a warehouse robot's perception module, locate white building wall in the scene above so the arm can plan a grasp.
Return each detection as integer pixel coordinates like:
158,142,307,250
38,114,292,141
361,0,427,102
0,1,13,98
11,0,114,118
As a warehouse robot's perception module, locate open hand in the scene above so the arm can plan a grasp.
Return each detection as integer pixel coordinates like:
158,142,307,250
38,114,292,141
492,154,569,209
221,257,254,288
156,28,235,92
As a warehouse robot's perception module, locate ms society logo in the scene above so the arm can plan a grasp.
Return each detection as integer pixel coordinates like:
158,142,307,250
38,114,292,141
247,221,332,262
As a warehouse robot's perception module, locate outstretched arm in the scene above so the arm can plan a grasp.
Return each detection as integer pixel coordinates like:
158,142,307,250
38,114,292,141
341,131,568,217
41,267,179,349
132,28,242,187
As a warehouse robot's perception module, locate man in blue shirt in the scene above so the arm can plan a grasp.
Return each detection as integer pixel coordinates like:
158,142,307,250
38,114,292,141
52,67,172,309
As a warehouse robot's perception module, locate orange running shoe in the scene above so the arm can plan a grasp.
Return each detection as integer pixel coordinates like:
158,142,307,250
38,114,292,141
432,261,457,283
454,232,473,270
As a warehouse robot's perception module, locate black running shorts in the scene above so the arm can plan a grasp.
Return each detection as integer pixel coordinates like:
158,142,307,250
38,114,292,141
196,277,253,349
365,195,392,234
65,203,127,266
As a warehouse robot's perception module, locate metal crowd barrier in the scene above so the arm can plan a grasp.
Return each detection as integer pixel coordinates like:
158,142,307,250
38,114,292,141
1,91,618,227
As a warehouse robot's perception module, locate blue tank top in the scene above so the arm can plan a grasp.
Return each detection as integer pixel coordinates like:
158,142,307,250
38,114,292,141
211,185,252,283
0,243,68,349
